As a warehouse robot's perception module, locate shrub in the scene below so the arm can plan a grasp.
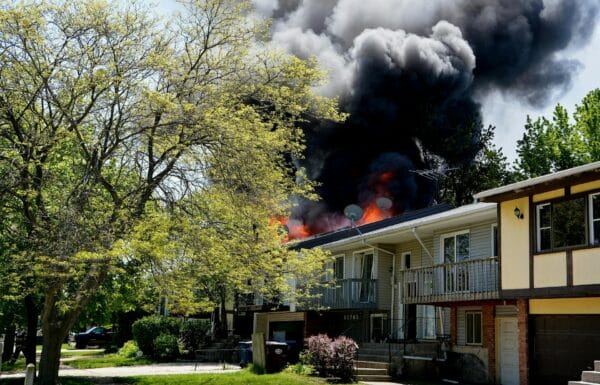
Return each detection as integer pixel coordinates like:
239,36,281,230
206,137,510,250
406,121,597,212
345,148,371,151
180,319,211,352
117,340,141,358
132,315,181,357
304,334,357,381
330,336,358,382
306,334,333,377
153,333,179,361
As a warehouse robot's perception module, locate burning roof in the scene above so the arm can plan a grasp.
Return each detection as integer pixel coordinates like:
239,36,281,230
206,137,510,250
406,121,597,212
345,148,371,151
290,203,452,249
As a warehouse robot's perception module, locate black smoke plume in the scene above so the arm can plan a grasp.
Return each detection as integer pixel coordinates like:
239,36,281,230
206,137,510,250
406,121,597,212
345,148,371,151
253,0,599,236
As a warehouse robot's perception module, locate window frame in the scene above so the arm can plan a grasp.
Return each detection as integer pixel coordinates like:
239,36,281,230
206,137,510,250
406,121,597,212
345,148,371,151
465,311,482,345
534,191,593,253
589,192,600,246
334,255,344,280
491,223,498,257
440,230,470,264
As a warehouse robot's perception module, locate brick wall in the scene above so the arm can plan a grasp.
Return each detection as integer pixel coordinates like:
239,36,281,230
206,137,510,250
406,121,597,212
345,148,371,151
517,299,529,385
482,304,496,383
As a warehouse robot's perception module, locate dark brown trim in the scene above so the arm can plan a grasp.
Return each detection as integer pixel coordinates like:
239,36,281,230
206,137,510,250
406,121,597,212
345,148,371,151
566,249,573,287
529,195,534,290
530,188,600,254
501,284,600,299
497,205,502,292
478,170,600,202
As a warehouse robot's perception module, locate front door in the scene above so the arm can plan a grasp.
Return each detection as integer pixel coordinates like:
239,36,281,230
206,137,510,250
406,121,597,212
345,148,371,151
370,314,386,342
498,317,519,385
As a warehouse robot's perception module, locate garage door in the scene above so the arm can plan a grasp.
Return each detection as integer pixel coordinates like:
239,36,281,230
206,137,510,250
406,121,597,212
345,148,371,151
531,315,600,385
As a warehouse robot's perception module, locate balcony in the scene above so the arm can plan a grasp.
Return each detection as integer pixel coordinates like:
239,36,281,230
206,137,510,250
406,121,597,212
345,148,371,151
399,257,499,304
300,279,378,310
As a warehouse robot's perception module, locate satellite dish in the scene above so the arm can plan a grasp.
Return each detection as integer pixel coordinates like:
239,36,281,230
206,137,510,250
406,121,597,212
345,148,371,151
344,204,363,222
376,197,392,210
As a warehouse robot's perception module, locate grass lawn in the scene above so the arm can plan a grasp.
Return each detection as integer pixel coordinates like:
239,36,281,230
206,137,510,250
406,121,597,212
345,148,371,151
0,358,26,373
113,371,331,385
65,354,155,369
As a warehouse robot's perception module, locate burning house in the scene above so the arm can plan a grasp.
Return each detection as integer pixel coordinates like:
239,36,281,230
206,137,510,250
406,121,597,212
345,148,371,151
248,1,600,383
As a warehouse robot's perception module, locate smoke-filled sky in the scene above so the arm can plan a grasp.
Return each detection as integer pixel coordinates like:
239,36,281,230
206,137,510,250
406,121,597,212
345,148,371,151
158,0,600,235
157,0,600,162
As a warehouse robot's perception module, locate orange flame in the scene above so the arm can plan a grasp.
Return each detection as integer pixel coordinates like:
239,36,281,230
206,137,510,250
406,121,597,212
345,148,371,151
272,215,313,241
357,200,391,225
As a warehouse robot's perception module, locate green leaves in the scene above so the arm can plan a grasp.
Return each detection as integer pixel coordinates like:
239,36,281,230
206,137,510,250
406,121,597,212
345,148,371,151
515,88,600,179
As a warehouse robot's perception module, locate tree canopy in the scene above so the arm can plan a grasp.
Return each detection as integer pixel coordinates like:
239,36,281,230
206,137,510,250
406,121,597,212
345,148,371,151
0,1,341,383
515,88,600,179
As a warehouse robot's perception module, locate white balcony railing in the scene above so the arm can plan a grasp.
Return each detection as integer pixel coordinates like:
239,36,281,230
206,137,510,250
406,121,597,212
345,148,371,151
300,278,378,310
399,257,499,304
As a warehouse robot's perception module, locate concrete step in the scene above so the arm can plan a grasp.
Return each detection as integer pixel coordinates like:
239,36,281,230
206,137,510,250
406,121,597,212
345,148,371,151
596,361,600,372
582,371,600,383
358,348,393,354
355,374,393,382
354,367,388,376
356,354,390,362
359,342,403,349
354,360,389,370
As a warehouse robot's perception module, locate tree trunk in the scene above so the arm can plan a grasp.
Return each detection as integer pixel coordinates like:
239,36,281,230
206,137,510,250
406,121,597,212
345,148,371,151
218,289,228,338
24,295,38,365
2,324,16,362
37,327,64,385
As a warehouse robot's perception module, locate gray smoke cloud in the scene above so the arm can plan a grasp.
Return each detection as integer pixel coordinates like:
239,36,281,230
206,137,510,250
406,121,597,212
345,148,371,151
254,0,600,235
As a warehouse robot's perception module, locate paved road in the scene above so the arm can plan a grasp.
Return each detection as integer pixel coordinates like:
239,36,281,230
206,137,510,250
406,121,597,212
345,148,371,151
0,362,240,379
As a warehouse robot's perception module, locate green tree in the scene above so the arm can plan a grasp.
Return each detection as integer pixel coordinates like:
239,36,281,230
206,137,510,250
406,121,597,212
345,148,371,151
437,125,514,206
515,89,600,179
0,1,341,383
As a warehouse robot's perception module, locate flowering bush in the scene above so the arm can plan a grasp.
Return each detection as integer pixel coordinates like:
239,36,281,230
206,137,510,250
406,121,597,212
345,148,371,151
330,336,358,382
305,334,357,381
307,334,333,376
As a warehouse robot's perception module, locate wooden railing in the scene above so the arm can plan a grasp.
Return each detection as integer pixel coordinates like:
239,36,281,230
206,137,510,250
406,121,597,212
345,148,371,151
399,257,499,304
300,278,378,310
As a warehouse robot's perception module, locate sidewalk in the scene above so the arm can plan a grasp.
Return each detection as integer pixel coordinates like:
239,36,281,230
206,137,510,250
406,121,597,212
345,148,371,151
0,362,241,379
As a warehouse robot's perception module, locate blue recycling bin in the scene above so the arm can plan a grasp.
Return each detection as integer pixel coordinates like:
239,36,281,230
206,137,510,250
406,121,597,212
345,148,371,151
239,341,252,367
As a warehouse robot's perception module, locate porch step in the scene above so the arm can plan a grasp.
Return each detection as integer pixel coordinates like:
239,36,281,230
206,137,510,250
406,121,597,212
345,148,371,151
582,371,600,383
354,367,388,376
356,354,390,362
354,360,391,382
354,360,389,370
596,361,600,372
355,374,393,382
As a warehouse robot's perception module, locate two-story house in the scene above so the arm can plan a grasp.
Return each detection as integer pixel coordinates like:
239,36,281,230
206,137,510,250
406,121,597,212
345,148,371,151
474,161,600,385
254,201,505,382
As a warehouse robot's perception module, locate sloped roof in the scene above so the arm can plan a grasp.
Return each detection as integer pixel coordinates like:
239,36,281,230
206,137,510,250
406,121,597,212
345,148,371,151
475,161,600,202
290,204,453,249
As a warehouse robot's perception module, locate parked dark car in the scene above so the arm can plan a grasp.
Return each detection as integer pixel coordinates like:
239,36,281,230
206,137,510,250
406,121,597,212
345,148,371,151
73,326,113,348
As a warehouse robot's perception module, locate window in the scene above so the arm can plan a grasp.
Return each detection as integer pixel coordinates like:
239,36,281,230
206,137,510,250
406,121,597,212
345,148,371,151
465,311,482,345
590,193,600,245
334,256,344,280
491,224,498,256
442,231,470,263
536,196,586,252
